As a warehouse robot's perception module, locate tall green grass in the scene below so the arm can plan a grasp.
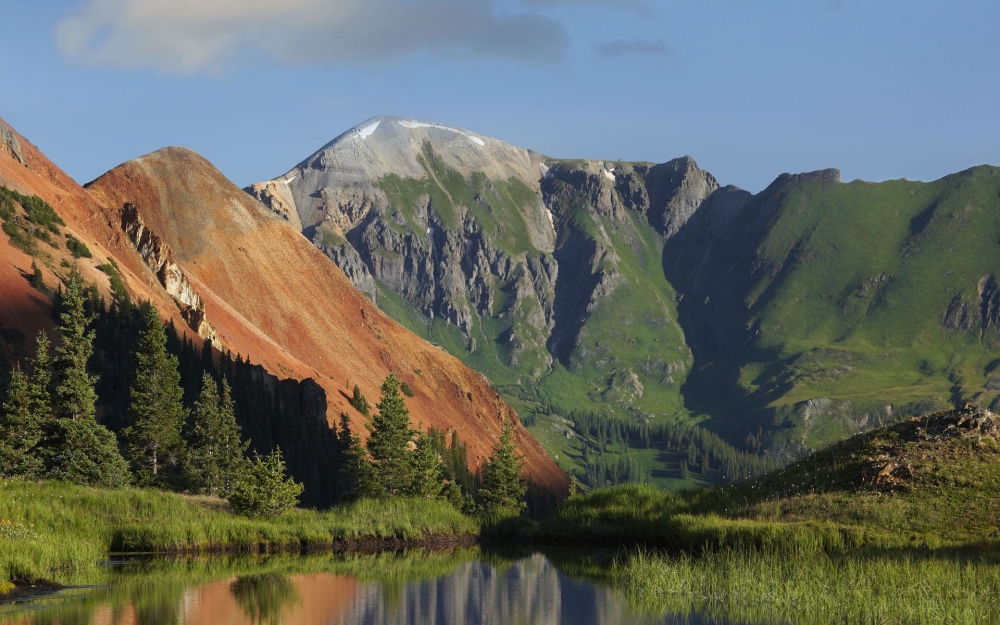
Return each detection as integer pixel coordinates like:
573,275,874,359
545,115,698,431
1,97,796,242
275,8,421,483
614,547,1000,624
0,479,477,586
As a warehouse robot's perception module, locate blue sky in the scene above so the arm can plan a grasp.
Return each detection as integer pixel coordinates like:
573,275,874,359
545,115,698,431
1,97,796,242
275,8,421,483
1,1,998,192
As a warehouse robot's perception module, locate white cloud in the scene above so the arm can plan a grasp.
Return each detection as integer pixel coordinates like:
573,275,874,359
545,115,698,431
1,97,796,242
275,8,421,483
56,0,567,72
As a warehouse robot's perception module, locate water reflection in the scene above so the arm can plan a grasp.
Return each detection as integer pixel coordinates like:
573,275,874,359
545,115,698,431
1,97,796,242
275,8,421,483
0,550,694,625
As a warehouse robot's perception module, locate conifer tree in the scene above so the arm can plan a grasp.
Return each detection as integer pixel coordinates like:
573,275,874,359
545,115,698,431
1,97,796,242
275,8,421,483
40,271,130,487
52,270,98,421
228,447,303,517
123,305,188,487
366,373,414,496
184,374,248,496
478,420,527,517
28,331,53,422
408,428,443,498
0,368,39,477
337,413,380,501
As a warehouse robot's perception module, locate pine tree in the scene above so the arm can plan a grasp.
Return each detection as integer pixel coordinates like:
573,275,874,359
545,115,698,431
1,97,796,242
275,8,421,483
40,271,130,487
366,373,414,496
408,428,443,498
0,368,39,477
184,374,248,496
123,305,188,487
52,270,98,421
228,447,303,517
478,420,527,517
337,413,380,501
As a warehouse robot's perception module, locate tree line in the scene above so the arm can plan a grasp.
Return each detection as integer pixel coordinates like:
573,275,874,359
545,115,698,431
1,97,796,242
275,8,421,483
0,267,530,518
563,408,779,487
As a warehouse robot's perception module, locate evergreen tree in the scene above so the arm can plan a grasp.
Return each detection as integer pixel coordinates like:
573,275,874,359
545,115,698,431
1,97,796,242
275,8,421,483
337,413,380,501
42,418,131,487
0,368,41,477
228,447,303,517
478,420,527,517
28,331,53,422
40,271,129,487
184,374,248,496
349,384,370,417
366,373,414,496
123,305,188,487
408,428,443,498
52,270,98,421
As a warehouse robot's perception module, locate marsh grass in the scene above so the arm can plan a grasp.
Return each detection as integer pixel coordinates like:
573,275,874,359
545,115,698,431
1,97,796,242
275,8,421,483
0,480,477,586
614,547,1000,624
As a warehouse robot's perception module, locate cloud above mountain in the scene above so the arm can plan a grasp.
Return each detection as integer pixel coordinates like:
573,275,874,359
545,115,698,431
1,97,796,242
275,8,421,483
56,0,568,72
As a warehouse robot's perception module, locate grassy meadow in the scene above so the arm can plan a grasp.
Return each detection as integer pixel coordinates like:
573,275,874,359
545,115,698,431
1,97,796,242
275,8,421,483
0,479,477,588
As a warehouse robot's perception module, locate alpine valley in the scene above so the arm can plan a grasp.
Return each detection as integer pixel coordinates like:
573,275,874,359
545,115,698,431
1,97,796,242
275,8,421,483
247,115,1000,487
5,113,1000,494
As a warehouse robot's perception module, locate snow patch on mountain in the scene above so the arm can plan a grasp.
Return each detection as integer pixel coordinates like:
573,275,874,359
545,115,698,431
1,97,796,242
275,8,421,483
399,120,486,147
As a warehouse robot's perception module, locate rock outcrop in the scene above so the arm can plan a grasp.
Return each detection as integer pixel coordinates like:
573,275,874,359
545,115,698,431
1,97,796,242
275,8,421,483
249,117,721,413
120,202,218,342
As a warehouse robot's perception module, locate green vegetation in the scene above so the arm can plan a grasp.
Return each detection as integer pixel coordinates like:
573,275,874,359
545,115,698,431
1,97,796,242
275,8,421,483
0,479,477,586
65,233,92,258
614,548,1000,624
531,405,1000,551
340,373,525,515
0,186,65,255
478,420,527,517
183,374,247,497
229,448,303,517
668,166,1000,453
123,305,188,487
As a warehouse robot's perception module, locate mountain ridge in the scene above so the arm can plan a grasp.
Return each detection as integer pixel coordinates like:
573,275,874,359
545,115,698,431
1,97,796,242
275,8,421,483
0,118,569,501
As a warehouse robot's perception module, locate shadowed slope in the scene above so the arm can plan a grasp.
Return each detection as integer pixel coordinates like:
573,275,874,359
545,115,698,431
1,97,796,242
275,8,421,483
85,147,568,496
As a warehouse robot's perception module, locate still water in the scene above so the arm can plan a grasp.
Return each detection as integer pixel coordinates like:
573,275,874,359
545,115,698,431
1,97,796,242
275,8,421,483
0,550,707,625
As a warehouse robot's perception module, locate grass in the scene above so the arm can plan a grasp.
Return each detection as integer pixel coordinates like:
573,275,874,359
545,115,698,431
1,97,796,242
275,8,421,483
614,547,1000,624
671,165,1000,450
530,405,1000,552
0,479,477,587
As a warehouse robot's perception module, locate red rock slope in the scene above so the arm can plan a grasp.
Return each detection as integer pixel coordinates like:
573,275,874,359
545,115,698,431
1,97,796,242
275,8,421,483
83,146,568,495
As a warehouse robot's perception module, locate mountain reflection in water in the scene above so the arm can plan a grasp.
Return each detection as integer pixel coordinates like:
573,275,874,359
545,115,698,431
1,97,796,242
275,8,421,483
0,552,696,625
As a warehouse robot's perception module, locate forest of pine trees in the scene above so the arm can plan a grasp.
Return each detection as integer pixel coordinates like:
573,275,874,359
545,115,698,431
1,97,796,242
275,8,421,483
0,270,299,514
563,408,779,488
0,266,530,517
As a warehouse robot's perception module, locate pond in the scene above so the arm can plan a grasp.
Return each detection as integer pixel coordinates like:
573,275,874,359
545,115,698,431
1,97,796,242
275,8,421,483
4,547,1000,624
0,549,701,625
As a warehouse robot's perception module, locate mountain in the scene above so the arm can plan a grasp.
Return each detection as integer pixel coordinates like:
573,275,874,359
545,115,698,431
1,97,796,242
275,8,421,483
247,117,711,428
0,117,569,501
664,165,1000,455
251,115,1000,478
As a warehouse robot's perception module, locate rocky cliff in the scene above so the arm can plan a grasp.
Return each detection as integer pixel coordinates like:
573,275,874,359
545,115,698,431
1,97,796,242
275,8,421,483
248,117,715,423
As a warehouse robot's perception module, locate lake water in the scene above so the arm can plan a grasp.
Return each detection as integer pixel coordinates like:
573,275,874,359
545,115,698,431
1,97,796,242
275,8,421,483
0,550,713,625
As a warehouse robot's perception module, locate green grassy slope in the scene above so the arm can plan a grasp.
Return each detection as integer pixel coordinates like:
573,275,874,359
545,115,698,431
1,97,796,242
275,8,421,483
535,404,1000,549
668,166,1000,451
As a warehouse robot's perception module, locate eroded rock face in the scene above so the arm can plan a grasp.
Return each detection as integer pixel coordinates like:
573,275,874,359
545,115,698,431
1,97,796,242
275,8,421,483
941,274,1000,347
120,202,219,342
248,116,724,410
0,123,27,167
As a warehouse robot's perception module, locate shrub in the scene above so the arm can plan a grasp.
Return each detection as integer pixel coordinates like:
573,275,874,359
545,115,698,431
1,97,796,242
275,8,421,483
401,381,414,397
66,234,92,259
228,448,303,517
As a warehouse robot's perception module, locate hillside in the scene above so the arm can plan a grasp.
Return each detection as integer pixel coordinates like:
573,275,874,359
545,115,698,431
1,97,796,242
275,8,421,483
666,166,1000,456
250,115,1000,482
537,403,1000,549
248,117,720,486
0,118,569,501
